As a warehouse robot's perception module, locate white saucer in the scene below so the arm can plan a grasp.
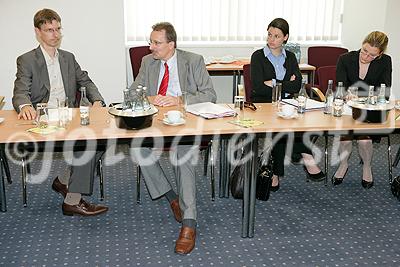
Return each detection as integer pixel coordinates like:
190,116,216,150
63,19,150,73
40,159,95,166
277,112,298,119
163,118,186,126
0,117,4,124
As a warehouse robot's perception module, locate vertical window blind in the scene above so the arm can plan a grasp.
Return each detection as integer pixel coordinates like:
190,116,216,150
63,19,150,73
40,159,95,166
125,0,343,43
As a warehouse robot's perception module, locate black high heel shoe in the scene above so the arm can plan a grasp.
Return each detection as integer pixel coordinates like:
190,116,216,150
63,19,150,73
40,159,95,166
332,168,348,186
361,179,374,189
303,166,325,182
271,176,280,192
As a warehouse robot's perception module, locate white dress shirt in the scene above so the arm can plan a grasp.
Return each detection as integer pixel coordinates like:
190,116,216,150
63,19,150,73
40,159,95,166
157,50,182,96
40,45,66,108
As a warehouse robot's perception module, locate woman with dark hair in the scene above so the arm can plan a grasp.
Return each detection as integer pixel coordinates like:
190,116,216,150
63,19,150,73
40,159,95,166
251,18,325,191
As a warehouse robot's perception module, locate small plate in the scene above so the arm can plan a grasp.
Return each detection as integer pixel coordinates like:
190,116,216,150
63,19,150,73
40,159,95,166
0,117,4,124
163,118,186,126
277,112,298,119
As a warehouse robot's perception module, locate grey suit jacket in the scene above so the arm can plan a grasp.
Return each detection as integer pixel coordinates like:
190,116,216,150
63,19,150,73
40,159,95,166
132,49,216,104
12,46,104,112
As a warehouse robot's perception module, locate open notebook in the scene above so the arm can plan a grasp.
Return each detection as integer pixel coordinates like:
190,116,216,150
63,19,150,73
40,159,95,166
186,102,236,119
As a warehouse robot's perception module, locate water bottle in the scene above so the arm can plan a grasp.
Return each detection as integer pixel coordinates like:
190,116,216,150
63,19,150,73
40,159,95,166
297,79,308,114
367,85,376,105
377,84,386,104
332,82,345,117
122,88,131,110
79,87,90,125
133,87,144,111
324,80,334,114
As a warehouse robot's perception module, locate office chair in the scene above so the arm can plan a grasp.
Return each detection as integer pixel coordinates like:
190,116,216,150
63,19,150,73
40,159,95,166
129,46,151,80
316,65,337,95
308,46,348,86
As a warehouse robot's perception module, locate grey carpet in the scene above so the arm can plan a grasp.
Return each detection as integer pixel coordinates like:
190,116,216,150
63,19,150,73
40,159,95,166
1,137,400,267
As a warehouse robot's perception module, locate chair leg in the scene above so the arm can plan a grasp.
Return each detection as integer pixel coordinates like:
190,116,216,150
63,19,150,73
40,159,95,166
387,136,393,184
98,158,104,201
203,144,210,176
136,165,141,204
21,157,28,207
0,147,12,184
392,145,400,167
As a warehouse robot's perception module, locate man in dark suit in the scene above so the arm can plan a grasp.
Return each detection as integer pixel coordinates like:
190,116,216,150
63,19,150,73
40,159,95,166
131,22,216,254
12,8,107,216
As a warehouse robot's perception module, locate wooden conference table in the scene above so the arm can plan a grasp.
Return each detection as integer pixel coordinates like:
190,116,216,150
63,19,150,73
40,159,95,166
206,60,316,102
0,105,398,237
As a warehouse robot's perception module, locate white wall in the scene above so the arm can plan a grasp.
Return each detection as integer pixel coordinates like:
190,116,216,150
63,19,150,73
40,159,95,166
0,0,398,109
384,0,400,96
0,0,126,109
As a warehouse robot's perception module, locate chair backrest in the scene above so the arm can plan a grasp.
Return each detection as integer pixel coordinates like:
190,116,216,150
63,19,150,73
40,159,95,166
242,64,252,102
317,65,337,94
308,46,348,84
129,46,151,80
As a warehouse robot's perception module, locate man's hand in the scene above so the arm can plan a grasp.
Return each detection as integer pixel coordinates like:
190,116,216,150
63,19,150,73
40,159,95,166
92,101,103,108
153,95,179,107
18,105,36,120
290,74,296,81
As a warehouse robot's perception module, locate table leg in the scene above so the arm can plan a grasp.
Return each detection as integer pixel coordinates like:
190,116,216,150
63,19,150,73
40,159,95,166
241,140,250,237
325,135,329,185
219,139,229,198
232,71,237,103
248,137,258,237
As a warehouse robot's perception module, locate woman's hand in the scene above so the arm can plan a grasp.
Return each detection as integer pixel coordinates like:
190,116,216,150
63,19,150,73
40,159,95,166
264,80,273,87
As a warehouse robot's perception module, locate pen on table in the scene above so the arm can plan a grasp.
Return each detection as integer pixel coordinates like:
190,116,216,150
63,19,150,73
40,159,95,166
396,113,400,121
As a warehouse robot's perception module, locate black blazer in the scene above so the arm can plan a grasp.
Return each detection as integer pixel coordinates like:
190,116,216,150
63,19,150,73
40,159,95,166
250,48,302,103
336,50,392,98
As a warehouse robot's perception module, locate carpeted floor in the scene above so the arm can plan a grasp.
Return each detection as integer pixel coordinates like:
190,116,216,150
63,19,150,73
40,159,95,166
1,137,400,266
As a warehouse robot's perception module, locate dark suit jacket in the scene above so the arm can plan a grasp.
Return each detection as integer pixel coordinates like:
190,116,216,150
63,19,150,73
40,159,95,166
132,49,216,105
12,46,104,112
250,48,302,103
336,50,392,97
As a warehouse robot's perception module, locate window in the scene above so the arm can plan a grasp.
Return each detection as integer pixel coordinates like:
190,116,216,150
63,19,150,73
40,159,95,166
125,0,343,44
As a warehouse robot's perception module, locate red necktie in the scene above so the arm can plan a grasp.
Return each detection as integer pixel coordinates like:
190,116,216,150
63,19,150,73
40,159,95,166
158,62,169,96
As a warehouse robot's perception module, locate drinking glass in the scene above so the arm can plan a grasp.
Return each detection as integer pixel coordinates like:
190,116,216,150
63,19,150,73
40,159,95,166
237,83,245,97
234,95,245,120
179,91,188,116
36,103,49,128
347,87,358,102
272,83,282,106
57,97,69,128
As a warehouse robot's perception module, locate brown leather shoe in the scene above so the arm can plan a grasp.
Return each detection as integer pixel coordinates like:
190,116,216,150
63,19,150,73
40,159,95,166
175,226,196,254
170,199,182,223
52,177,68,198
62,199,108,216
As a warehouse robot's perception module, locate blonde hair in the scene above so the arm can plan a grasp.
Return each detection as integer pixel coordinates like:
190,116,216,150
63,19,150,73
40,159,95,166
363,31,388,53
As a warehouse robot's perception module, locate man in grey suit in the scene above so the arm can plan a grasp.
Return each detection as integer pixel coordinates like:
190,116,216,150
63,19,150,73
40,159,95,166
131,22,216,254
12,8,107,216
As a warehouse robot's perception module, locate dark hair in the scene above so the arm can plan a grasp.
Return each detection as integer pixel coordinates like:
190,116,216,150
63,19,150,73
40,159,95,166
34,8,61,29
152,22,177,48
268,18,289,44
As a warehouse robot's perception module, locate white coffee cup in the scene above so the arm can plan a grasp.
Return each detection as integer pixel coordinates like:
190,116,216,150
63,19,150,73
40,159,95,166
281,105,295,117
164,110,183,123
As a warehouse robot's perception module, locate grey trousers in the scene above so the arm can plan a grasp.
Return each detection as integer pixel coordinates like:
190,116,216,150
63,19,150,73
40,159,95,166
131,145,198,220
68,151,104,195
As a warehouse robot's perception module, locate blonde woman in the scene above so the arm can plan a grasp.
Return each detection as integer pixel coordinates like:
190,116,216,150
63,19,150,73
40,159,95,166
333,31,392,188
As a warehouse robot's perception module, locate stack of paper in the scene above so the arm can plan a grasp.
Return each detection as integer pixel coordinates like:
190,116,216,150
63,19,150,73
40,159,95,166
282,98,325,110
186,102,236,119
